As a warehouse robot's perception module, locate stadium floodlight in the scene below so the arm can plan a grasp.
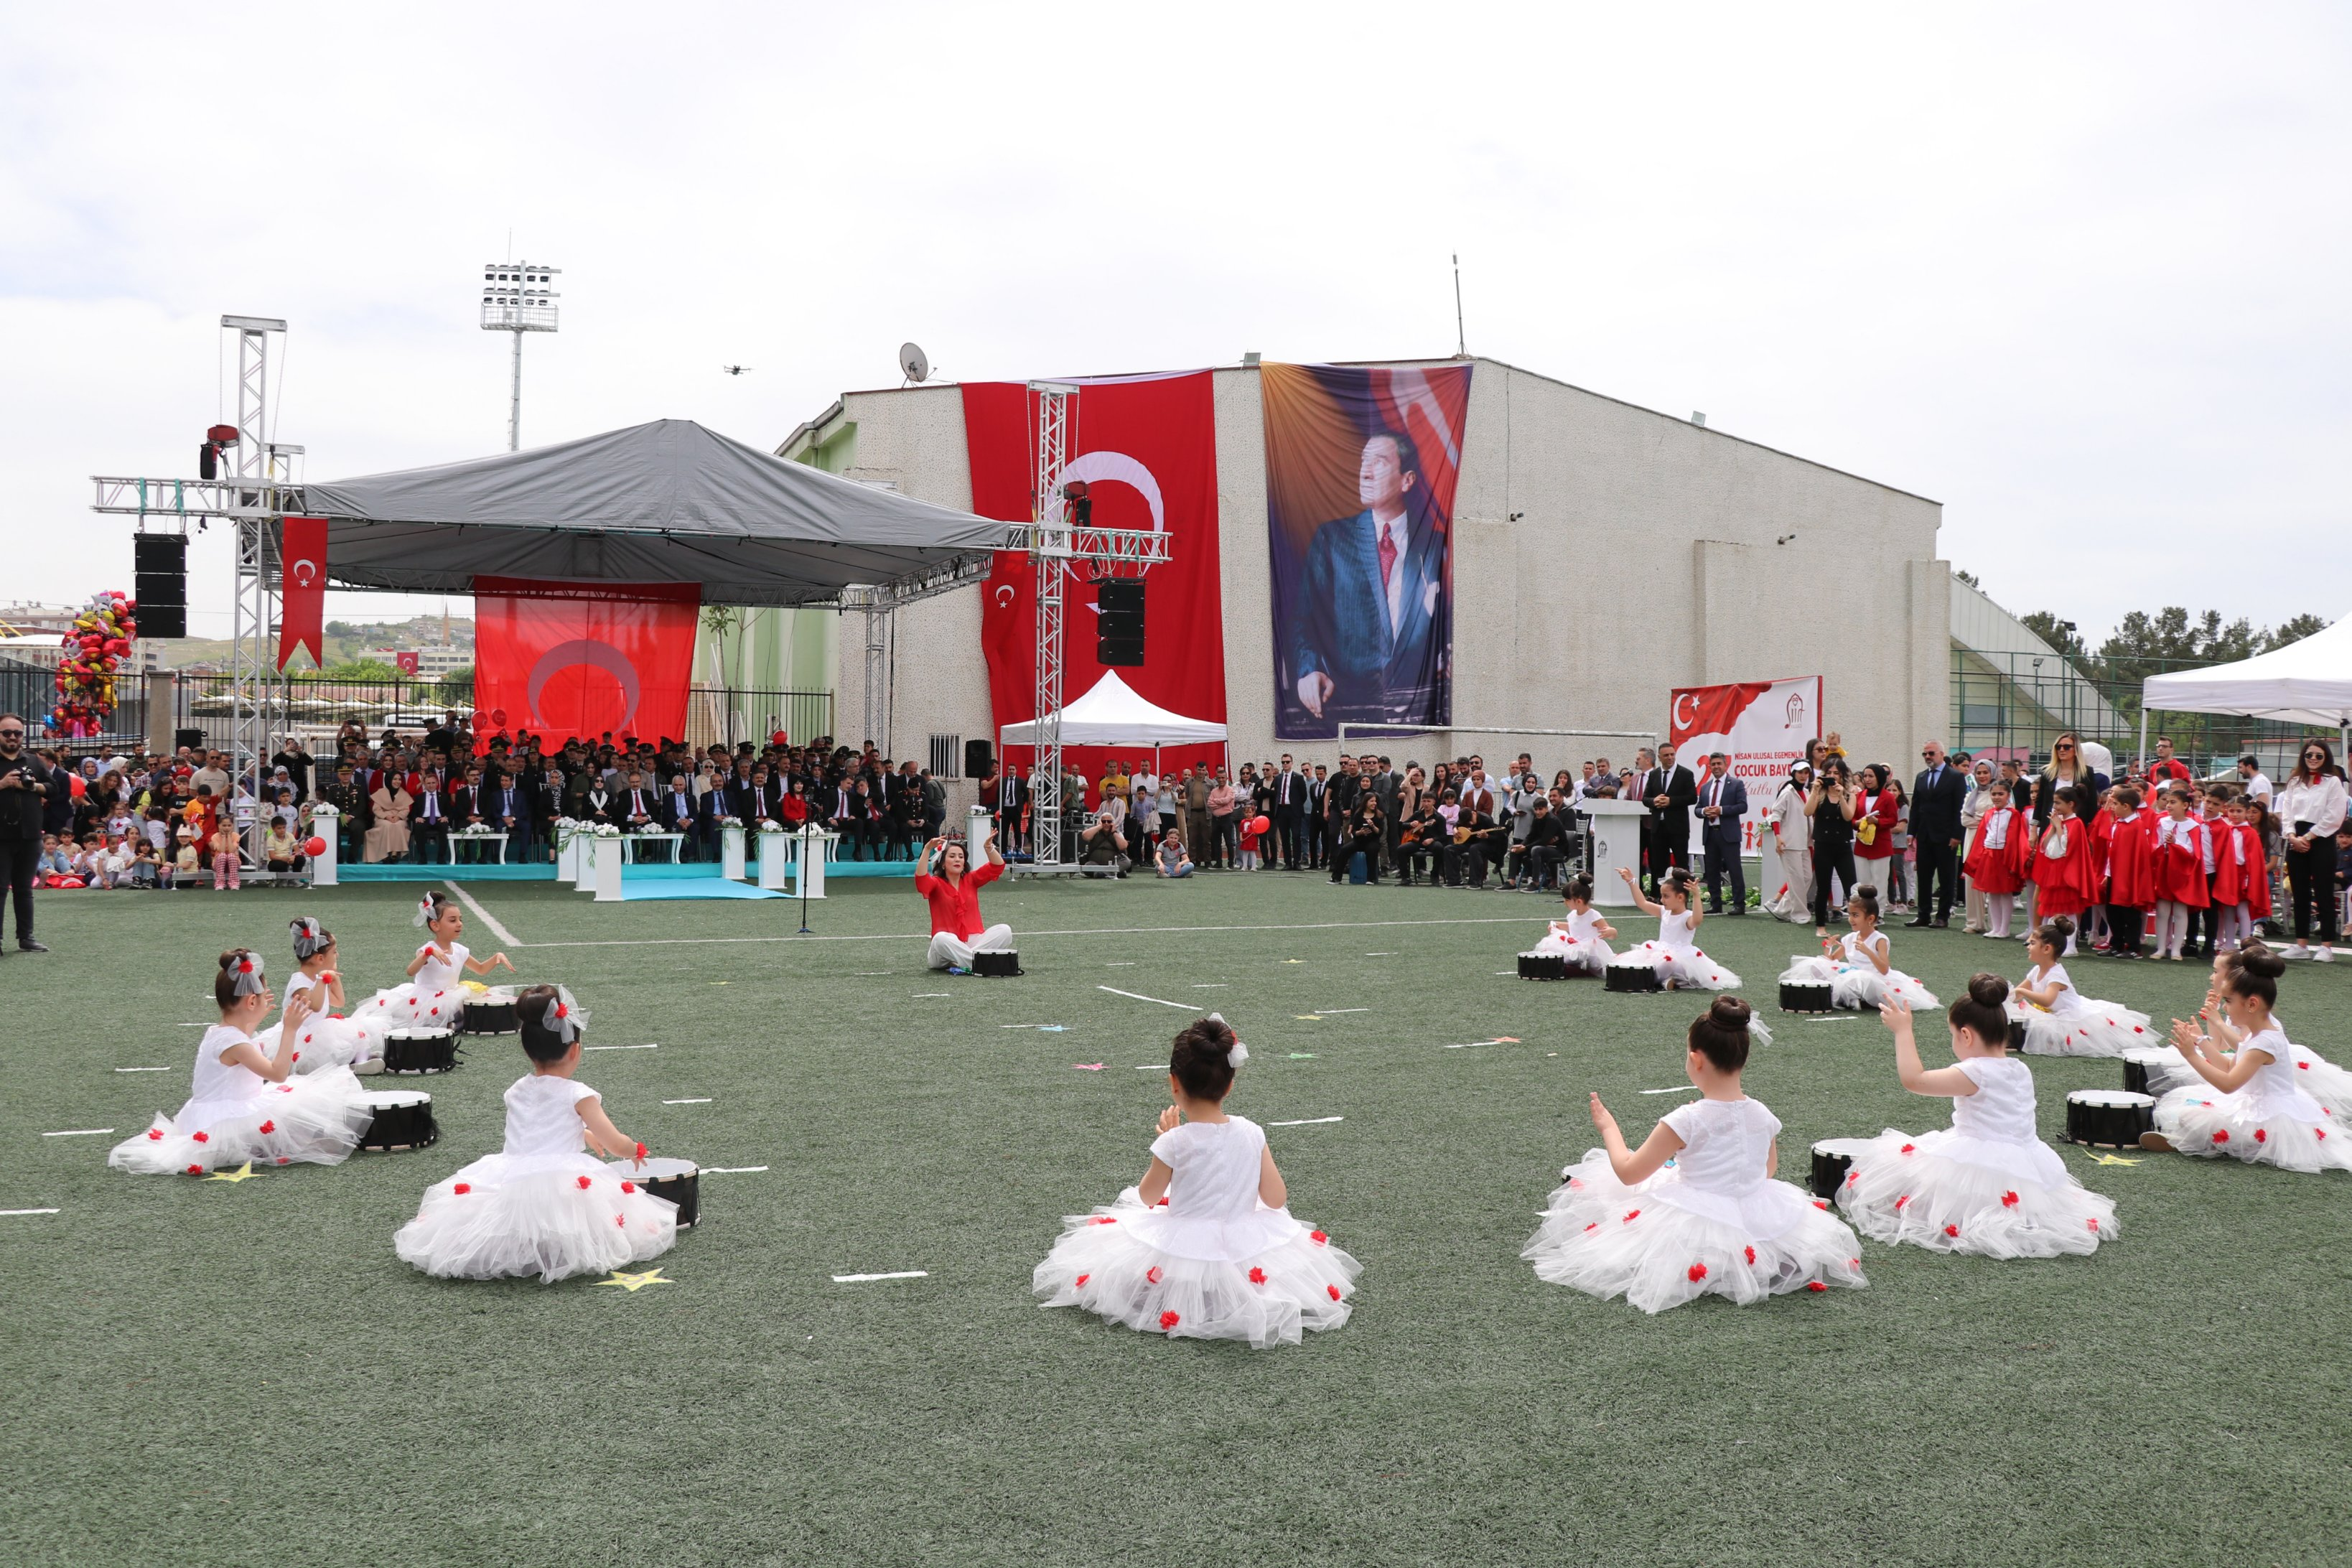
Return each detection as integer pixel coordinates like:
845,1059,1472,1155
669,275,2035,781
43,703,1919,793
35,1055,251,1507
480,259,561,451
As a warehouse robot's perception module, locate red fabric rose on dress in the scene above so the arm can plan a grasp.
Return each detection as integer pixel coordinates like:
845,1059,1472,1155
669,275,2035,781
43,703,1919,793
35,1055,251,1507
258,1121,275,1135
1943,1224,1960,1238
1159,1310,1180,1330
1310,1230,1327,1245
192,1131,208,1143
1146,1266,1162,1284
621,1181,636,1194
1806,1281,1827,1292
146,1129,162,1141
1999,1190,2018,1207
1623,1210,1641,1223
185,1164,204,1175
1900,1143,1915,1154
1744,1246,1756,1264
1326,1284,1342,1300
1687,1263,1707,1282
1249,1268,1267,1285
577,1175,593,1189
2211,1129,2230,1144
2254,1129,2267,1144
1075,1274,1088,1287
454,1183,471,1195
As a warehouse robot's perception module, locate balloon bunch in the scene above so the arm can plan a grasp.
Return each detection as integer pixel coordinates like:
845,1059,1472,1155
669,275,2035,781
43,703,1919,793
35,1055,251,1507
51,591,138,737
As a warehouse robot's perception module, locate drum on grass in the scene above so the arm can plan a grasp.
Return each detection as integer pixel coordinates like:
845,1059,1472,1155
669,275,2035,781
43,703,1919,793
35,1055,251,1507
1779,981,1834,1013
357,1090,438,1152
2007,1019,2028,1052
2065,1089,2155,1148
973,950,1023,978
1604,963,1663,994
2120,1047,2173,1098
462,994,518,1035
635,1157,700,1227
1518,952,1569,981
383,1027,460,1075
1809,1137,1877,1202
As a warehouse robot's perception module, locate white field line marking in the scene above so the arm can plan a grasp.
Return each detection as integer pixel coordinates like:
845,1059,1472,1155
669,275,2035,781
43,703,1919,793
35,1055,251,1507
1269,1116,1344,1126
1365,952,1397,956
1,1208,62,1217
178,1022,209,1027
1098,985,1197,1011
1315,1007,1370,1014
1106,961,1136,966
855,971,895,976
526,915,1549,950
43,1128,115,1137
114,1067,171,1073
1134,1064,1167,1071
661,1098,713,1105
912,992,952,999
444,881,523,948
1803,1016,1862,1024
584,1043,659,1052
833,1269,927,1283
702,1165,769,1175
1640,1085,1702,1096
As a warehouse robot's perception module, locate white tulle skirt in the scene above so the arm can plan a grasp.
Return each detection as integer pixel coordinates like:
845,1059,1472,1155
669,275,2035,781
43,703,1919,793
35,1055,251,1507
259,1011,387,1073
395,1151,680,1284
2134,1043,2352,1109
1531,928,1613,974
1607,941,1742,991
1777,956,1940,1013
353,981,465,1030
2009,998,2155,1058
2152,1087,2352,1175
1523,1151,1867,1313
108,1067,372,1175
1834,1128,2116,1256
1032,1186,1361,1348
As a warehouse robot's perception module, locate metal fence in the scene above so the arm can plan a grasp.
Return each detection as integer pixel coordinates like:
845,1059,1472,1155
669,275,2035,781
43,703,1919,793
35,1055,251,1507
1953,646,2330,777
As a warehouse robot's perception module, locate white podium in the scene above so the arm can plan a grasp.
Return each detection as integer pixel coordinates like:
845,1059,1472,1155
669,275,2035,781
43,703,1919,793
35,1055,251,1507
755,831,792,890
720,823,747,881
557,826,582,884
1579,798,1649,906
589,835,623,902
790,828,836,899
966,804,994,852
309,805,340,887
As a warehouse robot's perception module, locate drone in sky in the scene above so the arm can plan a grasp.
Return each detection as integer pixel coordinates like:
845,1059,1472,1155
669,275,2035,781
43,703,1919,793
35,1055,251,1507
720,365,752,376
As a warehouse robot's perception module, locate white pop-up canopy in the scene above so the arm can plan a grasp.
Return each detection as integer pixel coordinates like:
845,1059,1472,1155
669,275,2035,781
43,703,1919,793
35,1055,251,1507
2141,614,2352,729
999,671,1228,747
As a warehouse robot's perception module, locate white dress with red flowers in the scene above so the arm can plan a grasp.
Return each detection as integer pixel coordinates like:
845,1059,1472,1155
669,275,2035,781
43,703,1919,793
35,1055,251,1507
395,1073,678,1284
1605,910,1745,991
1777,930,1940,1013
2152,1029,2352,1174
1032,1116,1360,1348
1530,907,1615,975
2133,1021,2352,1108
2007,963,2153,1058
353,941,470,1030
259,971,387,1073
107,1025,370,1175
1523,1096,1867,1313
1835,1055,2117,1257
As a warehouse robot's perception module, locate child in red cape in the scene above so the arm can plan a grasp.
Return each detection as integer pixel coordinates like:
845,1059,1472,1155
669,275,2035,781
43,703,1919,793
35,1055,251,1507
2100,785,2156,958
2029,786,2099,950
1963,779,2033,939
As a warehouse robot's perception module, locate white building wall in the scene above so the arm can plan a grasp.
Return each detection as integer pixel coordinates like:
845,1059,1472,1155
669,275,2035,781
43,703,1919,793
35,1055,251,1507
798,358,1947,787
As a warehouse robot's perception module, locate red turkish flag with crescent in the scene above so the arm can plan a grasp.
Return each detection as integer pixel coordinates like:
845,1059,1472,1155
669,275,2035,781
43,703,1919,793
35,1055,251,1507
472,577,701,746
276,516,328,670
964,373,1225,802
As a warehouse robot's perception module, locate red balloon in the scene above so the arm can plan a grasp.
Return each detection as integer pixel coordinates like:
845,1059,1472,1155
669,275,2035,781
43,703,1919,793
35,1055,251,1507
302,836,328,857
1251,814,1271,835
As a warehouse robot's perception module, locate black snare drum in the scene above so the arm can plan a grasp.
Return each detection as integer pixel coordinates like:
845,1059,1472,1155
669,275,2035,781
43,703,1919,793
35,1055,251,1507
1604,963,1663,994
2121,1047,2171,1098
1519,952,1569,981
1809,1137,1877,1201
462,995,518,1035
2065,1089,2155,1149
357,1090,438,1152
973,950,1023,977
383,1027,459,1075
2007,1018,2029,1052
635,1157,700,1227
1780,981,1834,1013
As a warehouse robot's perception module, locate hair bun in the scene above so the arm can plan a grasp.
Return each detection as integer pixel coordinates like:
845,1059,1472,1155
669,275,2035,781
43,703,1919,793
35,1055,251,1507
1966,972,2010,1007
2240,945,2286,981
1709,995,1753,1030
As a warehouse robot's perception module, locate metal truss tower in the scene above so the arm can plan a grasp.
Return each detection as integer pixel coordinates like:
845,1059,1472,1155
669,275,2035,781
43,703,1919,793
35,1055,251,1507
224,315,291,862
1027,382,1076,869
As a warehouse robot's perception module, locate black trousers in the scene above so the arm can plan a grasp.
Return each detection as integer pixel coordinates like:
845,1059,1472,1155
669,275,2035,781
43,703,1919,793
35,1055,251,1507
1275,808,1304,869
1811,839,1857,927
2105,902,2147,953
1703,836,1746,911
2285,834,2339,943
1913,835,1959,922
0,838,32,943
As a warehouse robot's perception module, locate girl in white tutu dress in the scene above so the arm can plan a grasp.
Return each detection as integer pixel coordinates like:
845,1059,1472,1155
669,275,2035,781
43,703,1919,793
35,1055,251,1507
1836,979,2117,1256
266,918,386,1075
1528,874,1617,975
1523,997,1867,1312
1034,1015,1361,1348
354,892,515,1030
396,986,680,1284
2008,918,2154,1057
2142,946,2352,1172
1777,885,1939,1013
1607,867,1745,990
2134,942,2352,1104
108,950,372,1175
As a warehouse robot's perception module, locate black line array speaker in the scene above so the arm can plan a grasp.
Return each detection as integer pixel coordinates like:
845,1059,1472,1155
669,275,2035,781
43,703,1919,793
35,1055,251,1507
1096,579,1144,666
134,533,188,640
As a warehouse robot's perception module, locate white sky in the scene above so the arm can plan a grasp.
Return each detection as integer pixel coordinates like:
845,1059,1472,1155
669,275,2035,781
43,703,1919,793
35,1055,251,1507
3,3,2345,645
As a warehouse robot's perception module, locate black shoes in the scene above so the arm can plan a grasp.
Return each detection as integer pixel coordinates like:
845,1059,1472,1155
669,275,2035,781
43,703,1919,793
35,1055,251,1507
17,940,47,953
1903,918,1933,929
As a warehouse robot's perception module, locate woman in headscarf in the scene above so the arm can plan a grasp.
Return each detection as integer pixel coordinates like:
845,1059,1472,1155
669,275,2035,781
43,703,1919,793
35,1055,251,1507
1765,760,1815,921
364,773,414,863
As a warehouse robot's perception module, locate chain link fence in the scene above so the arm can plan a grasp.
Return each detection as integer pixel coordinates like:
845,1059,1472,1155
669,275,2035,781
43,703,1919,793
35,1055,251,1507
1954,646,2330,778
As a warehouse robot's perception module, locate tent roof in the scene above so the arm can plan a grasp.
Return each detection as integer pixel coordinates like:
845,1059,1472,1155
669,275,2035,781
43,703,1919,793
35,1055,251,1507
2141,614,2352,727
999,671,1228,746
298,419,1008,607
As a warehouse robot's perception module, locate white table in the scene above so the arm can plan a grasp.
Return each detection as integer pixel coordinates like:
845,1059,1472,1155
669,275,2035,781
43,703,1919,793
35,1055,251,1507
620,833,686,864
1577,798,1649,906
451,834,510,866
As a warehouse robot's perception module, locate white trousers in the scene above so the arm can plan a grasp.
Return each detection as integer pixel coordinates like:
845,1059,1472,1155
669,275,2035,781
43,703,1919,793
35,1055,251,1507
928,924,1014,969
1768,846,1814,922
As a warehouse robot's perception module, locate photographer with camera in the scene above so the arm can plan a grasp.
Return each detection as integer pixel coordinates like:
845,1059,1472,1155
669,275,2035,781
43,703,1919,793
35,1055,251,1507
1079,811,1130,879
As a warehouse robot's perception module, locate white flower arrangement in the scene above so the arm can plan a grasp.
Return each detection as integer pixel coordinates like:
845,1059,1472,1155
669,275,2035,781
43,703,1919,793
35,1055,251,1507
590,823,623,838
716,815,744,829
755,818,785,833
455,823,498,837
634,822,668,834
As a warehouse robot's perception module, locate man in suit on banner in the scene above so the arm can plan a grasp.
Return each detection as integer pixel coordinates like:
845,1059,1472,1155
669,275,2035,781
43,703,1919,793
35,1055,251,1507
1641,744,1697,888
1697,752,1749,915
1288,429,1447,731
1907,738,1969,928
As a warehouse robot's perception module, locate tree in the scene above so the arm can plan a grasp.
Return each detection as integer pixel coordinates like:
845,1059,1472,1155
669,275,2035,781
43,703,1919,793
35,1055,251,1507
322,657,403,680
437,665,475,704
1952,569,1981,589
2017,612,2086,659
2267,613,2328,650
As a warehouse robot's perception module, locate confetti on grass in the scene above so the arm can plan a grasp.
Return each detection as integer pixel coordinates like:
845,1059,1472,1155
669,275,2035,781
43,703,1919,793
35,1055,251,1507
599,1268,671,1292
1269,1116,1344,1126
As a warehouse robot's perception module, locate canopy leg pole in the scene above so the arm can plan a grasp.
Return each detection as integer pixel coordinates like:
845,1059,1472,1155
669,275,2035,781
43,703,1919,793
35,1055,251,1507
2137,707,2148,785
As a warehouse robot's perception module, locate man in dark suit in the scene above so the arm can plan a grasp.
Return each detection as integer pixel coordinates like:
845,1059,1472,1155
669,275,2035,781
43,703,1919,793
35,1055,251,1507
1286,430,1449,734
663,774,700,858
1324,757,1364,883
1305,765,1328,867
487,768,533,864
1641,744,1697,888
1697,752,1750,915
1908,739,1969,928
1270,753,1307,870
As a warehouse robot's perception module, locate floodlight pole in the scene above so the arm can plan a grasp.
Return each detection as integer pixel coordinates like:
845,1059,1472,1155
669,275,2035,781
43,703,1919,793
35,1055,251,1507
508,328,523,452
480,261,561,452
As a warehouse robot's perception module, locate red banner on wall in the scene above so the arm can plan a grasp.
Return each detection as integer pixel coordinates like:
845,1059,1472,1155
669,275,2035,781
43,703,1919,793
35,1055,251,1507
472,577,701,745
1669,674,1823,854
964,372,1225,797
277,515,327,670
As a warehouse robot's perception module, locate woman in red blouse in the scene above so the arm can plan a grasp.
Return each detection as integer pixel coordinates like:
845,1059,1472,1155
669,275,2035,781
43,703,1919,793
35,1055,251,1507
1852,763,1901,899
915,830,1013,972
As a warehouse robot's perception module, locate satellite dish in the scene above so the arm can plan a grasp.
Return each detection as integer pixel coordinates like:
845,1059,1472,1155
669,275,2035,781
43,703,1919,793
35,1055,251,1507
899,342,930,384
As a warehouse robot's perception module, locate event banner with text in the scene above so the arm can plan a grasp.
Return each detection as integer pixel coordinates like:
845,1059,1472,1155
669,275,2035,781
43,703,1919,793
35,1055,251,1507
1669,675,1824,855
965,373,1226,797
472,577,701,747
1264,362,1471,742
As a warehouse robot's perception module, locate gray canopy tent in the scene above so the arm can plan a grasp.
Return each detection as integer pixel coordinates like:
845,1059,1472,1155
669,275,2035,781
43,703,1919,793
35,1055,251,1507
299,417,1008,607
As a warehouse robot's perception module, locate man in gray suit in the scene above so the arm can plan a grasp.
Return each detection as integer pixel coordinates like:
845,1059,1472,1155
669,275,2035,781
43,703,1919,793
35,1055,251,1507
1287,430,1448,732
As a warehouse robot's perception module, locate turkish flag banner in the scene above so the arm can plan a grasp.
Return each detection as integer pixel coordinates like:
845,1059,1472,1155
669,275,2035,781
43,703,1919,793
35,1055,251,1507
964,373,1225,803
1669,675,1822,855
472,577,701,746
277,516,328,671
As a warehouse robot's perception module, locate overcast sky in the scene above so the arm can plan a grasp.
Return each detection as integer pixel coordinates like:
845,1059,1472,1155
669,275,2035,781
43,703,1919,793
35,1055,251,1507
4,3,2345,645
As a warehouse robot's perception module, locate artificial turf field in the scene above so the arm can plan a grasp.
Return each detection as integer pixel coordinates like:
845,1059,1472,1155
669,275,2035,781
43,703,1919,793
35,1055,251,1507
6,872,2350,1568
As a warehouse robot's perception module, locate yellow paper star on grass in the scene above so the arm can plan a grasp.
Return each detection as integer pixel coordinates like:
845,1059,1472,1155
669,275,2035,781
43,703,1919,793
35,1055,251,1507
2085,1151,2141,1167
204,1162,257,1183
598,1267,673,1292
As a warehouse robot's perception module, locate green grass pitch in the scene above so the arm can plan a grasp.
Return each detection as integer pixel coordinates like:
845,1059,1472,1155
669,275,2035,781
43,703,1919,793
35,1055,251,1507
5,874,2349,1567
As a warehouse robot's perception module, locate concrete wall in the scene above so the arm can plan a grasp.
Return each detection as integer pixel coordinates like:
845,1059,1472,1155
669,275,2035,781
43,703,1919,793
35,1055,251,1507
798,358,1949,790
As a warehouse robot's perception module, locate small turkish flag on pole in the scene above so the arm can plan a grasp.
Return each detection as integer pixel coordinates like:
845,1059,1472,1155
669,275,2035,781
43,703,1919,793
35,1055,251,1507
278,516,327,671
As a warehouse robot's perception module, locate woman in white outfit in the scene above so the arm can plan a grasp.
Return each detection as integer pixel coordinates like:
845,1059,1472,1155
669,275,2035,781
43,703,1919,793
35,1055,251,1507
1765,762,1815,923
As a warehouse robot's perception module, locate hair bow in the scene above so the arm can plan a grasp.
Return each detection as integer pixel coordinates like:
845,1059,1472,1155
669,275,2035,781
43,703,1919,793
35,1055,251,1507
231,953,267,997
411,893,437,928
289,917,327,958
541,996,580,1045
1207,1012,1249,1068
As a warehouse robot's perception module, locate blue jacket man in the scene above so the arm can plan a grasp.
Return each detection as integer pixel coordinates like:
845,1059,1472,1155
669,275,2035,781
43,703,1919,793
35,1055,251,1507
1285,429,1448,735
1697,753,1750,915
